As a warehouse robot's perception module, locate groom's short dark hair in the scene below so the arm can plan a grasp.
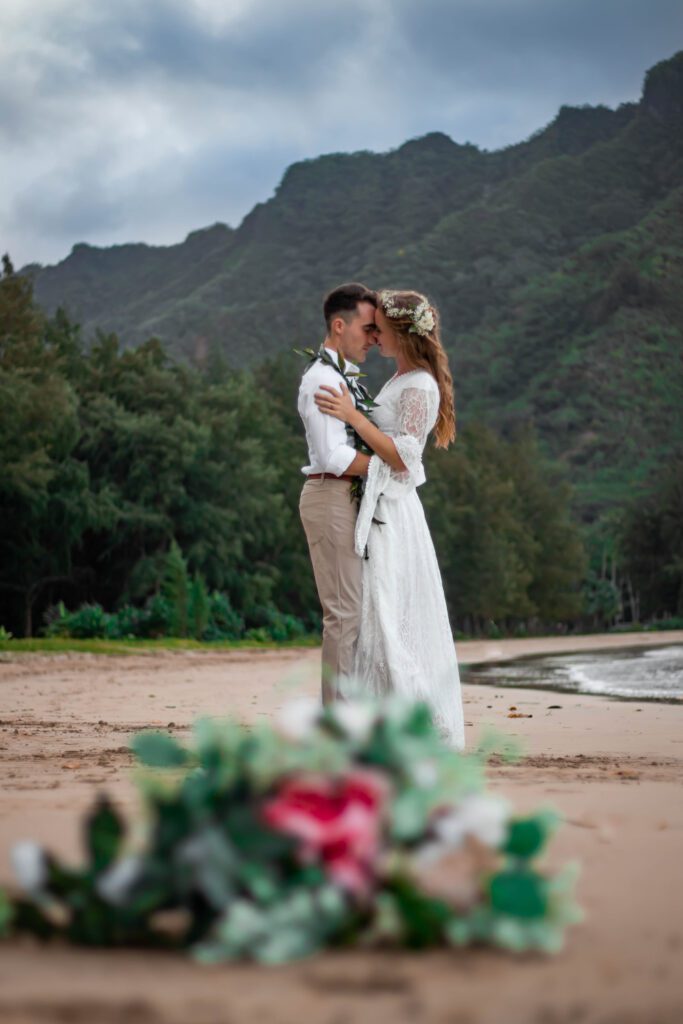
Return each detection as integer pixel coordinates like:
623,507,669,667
323,282,377,329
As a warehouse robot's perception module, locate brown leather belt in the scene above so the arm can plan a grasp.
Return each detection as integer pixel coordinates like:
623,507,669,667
306,473,357,481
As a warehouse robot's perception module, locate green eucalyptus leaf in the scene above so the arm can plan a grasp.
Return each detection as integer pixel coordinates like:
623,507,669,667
153,798,193,855
0,888,14,937
503,817,547,859
387,876,452,948
362,719,401,770
390,788,430,842
12,898,56,939
225,805,296,860
444,914,473,947
490,915,529,951
179,766,217,815
193,717,242,785
66,891,119,946
369,891,404,943
402,703,436,738
237,862,279,904
175,826,236,911
194,885,350,964
489,869,549,919
46,857,87,900
85,795,124,873
503,810,559,859
132,730,188,768
194,898,266,962
294,863,327,889
258,925,322,964
193,941,235,965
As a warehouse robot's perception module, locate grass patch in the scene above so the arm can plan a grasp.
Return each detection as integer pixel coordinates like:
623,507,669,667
0,635,321,656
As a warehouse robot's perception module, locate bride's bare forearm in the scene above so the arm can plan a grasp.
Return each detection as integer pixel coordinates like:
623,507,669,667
347,452,371,477
349,412,407,471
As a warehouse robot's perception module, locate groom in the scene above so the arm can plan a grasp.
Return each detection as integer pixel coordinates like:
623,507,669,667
298,282,377,704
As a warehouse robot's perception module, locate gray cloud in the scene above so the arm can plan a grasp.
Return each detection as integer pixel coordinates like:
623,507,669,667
1,0,681,267
7,0,381,107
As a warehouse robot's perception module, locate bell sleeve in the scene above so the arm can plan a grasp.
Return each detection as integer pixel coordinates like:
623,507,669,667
355,386,434,556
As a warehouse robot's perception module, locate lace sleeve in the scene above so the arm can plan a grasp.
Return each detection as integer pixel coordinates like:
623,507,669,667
355,382,437,556
390,385,436,485
398,386,432,448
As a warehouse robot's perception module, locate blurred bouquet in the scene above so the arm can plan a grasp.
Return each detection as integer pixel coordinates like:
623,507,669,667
1,699,580,963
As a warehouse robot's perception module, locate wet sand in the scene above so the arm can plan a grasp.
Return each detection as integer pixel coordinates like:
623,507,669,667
1,632,682,1023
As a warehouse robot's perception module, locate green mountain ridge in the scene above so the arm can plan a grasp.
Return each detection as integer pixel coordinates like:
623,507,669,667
20,51,683,521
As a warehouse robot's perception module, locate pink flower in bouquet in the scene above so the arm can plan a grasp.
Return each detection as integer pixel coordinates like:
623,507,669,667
262,770,387,898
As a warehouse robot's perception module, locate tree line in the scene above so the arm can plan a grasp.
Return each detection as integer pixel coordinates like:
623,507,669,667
1,256,679,639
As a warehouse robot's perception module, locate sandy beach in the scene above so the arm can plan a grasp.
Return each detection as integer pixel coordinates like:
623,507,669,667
1,631,682,1024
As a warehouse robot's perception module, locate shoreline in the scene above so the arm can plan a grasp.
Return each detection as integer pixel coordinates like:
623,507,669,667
1,627,682,666
460,631,683,704
455,628,683,666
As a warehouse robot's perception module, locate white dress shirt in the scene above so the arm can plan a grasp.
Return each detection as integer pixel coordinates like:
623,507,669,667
298,348,358,476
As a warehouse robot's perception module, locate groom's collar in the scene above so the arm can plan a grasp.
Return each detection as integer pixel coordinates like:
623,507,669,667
323,346,359,373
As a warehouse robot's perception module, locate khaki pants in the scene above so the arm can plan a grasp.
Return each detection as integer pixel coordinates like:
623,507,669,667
299,477,362,704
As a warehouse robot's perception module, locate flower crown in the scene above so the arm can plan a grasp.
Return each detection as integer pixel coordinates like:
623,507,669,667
380,290,435,337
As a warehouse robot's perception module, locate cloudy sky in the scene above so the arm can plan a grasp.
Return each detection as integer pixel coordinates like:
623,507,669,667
2,0,681,268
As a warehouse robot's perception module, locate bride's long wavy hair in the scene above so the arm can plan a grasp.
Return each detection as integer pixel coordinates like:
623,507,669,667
378,289,456,448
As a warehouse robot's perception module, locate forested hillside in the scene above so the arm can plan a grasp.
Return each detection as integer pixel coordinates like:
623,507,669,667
23,51,683,527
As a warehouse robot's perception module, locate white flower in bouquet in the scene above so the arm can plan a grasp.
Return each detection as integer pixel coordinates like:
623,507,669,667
418,794,511,866
11,841,48,894
276,697,321,741
96,855,144,906
435,793,510,849
330,701,376,743
411,758,438,788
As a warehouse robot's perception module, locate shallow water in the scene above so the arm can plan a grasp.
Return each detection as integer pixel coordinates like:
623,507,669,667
463,643,683,702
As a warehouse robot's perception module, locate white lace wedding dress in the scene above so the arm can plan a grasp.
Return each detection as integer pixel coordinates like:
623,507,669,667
349,369,465,749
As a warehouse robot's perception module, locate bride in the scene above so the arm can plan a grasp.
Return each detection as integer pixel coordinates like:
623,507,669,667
314,289,464,748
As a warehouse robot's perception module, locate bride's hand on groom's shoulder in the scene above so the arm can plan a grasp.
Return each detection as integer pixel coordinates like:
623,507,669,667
314,383,356,424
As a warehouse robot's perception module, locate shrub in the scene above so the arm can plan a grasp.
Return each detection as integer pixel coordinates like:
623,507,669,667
205,592,244,641
98,597,171,639
189,575,211,640
162,541,190,637
244,627,270,643
43,601,70,637
246,604,307,642
41,593,304,643
56,603,110,639
104,605,144,639
141,594,175,638
646,617,683,631
265,610,307,642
